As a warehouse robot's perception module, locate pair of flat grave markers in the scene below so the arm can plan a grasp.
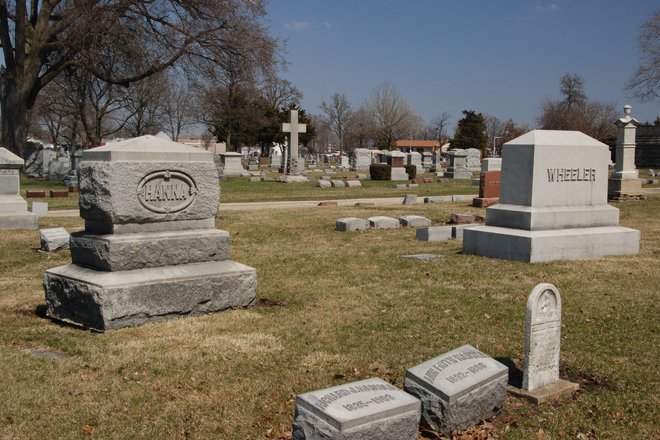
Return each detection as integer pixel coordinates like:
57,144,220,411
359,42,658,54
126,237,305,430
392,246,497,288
292,283,576,438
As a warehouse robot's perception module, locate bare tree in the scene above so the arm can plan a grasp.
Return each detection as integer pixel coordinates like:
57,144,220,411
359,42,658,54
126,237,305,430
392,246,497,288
366,83,419,149
429,112,451,143
261,76,302,110
626,9,659,102
483,114,506,151
0,0,274,157
538,74,617,141
121,74,167,138
163,80,195,142
345,105,377,149
320,93,353,154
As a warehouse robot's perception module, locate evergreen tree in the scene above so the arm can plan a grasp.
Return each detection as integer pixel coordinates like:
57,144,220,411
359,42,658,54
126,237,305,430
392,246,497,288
452,110,487,156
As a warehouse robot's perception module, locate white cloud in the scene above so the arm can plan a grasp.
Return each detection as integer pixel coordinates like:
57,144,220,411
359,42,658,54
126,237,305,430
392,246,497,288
284,21,313,31
537,2,559,12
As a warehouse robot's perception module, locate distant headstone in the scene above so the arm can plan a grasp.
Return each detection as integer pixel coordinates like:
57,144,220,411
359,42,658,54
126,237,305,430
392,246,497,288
368,216,400,229
31,202,49,217
0,147,38,230
608,105,642,199
351,148,372,171
509,283,579,404
402,194,417,205
345,180,362,188
330,180,346,188
401,253,444,260
465,148,482,171
481,158,502,172
464,130,641,262
445,149,471,179
407,152,422,169
219,152,244,176
388,151,409,181
44,135,257,331
317,180,331,188
425,195,452,204
399,215,431,228
40,227,70,252
339,155,350,169
649,169,656,177
450,213,476,224
336,217,369,231
292,377,421,440
416,226,451,242
279,109,309,183
404,345,508,434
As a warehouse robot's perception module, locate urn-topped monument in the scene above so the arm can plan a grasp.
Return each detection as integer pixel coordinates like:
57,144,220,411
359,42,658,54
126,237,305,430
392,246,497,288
44,135,257,331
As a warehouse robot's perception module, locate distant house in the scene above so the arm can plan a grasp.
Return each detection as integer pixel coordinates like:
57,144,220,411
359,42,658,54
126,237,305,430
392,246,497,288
394,140,440,154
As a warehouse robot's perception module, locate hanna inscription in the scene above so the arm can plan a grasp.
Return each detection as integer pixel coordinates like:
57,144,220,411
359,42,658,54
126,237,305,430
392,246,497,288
137,170,197,214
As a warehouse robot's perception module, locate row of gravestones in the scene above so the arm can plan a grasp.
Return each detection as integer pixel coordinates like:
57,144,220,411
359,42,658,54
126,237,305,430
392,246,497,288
292,283,577,439
336,215,432,231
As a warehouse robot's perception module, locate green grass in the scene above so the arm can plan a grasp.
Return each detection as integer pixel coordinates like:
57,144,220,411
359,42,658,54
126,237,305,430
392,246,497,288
1,187,658,439
20,172,478,209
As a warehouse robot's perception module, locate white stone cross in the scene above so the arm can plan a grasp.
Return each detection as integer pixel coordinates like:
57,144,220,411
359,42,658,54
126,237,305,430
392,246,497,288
281,109,306,175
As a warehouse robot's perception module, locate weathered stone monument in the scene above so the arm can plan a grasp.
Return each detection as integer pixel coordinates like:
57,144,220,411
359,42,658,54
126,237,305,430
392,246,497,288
351,148,372,171
508,283,579,404
40,227,70,252
465,148,482,172
279,109,308,183
608,105,643,200
445,149,471,179
463,130,641,262
0,148,38,230
404,345,508,434
292,377,421,439
219,152,244,176
43,135,257,331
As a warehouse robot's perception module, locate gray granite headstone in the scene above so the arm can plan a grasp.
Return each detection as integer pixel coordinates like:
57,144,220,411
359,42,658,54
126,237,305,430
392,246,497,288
402,194,417,205
40,227,70,252
31,202,49,217
368,216,400,229
330,180,346,188
317,180,331,188
416,226,451,242
292,377,421,440
44,135,257,331
404,345,508,434
336,218,369,232
399,215,432,228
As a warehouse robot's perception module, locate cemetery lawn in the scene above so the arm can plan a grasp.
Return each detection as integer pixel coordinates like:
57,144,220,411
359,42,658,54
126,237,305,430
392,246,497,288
1,197,658,439
20,175,477,209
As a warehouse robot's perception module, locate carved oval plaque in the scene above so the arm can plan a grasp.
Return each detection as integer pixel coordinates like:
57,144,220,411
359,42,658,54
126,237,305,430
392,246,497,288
137,170,197,214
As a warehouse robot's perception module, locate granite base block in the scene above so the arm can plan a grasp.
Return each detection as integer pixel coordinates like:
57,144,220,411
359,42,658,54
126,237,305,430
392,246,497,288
463,225,640,263
508,379,579,404
0,213,38,230
44,260,257,331
404,373,507,434
71,228,230,271
416,226,451,242
292,405,420,440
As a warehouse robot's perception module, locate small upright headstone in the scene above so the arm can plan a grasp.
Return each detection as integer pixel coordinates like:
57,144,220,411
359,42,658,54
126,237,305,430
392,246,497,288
292,377,421,440
399,215,431,228
465,148,482,172
387,151,409,181
351,148,372,171
336,217,369,232
404,345,508,434
368,216,400,229
0,147,38,230
509,283,579,404
402,194,417,205
40,227,70,252
31,202,49,217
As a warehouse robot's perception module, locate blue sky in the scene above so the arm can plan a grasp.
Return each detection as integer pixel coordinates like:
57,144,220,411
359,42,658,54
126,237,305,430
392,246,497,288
266,0,659,129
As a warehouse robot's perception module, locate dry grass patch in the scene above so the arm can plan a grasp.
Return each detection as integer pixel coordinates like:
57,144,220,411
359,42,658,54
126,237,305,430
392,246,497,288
0,197,658,439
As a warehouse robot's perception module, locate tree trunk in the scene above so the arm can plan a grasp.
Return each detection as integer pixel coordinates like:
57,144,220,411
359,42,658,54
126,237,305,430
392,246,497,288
1,84,30,158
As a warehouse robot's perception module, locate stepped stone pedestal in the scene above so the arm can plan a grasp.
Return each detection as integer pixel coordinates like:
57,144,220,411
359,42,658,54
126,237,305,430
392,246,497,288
0,148,37,230
44,135,256,331
464,130,640,263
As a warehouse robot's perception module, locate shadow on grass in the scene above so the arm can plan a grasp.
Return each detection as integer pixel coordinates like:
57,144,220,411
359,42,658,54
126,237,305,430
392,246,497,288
496,357,523,388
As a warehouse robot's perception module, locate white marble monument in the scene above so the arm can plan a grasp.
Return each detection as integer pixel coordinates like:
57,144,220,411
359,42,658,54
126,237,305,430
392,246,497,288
219,152,244,176
463,130,640,262
278,109,308,183
0,148,38,230
608,105,643,199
